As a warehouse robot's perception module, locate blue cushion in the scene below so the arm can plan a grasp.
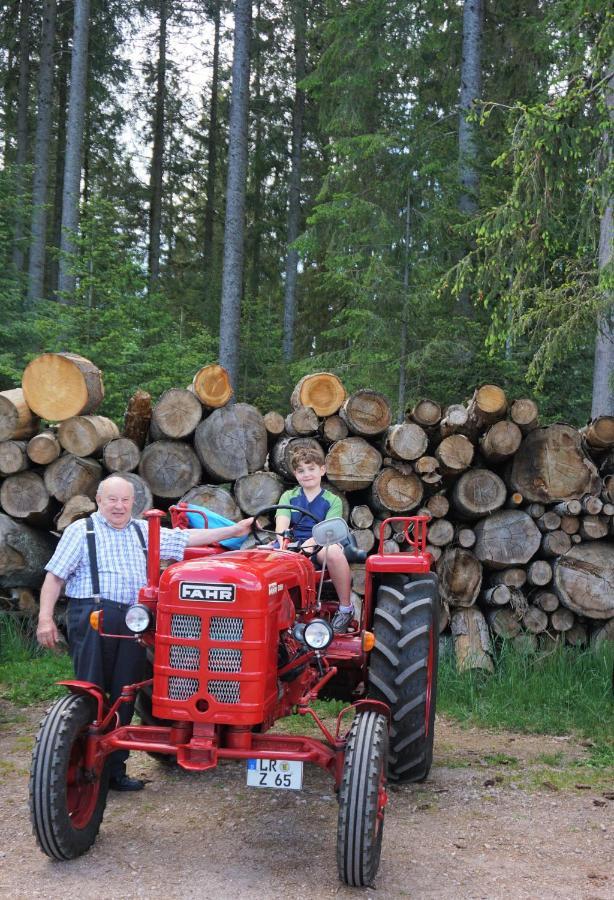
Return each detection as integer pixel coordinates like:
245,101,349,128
184,504,247,550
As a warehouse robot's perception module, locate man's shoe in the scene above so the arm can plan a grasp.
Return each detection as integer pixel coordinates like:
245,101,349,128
331,607,354,634
109,774,145,792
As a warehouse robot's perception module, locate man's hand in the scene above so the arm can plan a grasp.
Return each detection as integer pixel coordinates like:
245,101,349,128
37,616,61,649
232,517,254,537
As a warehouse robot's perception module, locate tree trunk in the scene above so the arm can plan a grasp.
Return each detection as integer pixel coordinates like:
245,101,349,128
26,429,61,465
451,606,493,673
102,438,141,473
491,567,527,588
481,584,511,607
26,0,57,304
290,373,346,416
151,389,202,440
383,423,428,461
435,434,474,475
479,420,522,462
218,0,252,387
458,0,482,216
138,440,201,499
339,389,392,437
415,456,442,485
486,607,521,639
263,411,285,443
425,492,449,519
550,607,575,633
22,352,104,419
321,415,349,444
193,403,267,483
55,494,95,531
0,471,53,522
591,55,613,417
553,541,614,619
451,468,506,519
233,471,284,516
369,467,423,514
324,437,382,491
511,425,601,502
122,389,152,450
467,384,507,430
526,559,552,586
49,1,70,298
409,398,442,429
148,0,167,290
191,364,233,408
180,484,241,521
57,0,90,300
427,518,455,547
203,0,221,270
510,398,539,432
0,389,39,440
0,513,58,589
582,416,614,450
58,415,119,457
0,440,29,475
522,606,548,634
439,404,469,439
44,454,102,501
350,505,374,529
579,515,609,541
11,0,30,273
397,189,411,421
285,406,319,436
532,590,558,612
121,472,153,518
438,547,482,607
474,510,541,569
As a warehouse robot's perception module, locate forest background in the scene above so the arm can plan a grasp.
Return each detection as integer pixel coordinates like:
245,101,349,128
0,0,612,425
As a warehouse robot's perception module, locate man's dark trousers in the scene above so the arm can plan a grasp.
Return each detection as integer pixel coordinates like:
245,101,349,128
67,598,146,779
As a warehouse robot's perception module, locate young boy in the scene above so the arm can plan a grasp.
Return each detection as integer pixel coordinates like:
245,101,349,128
276,447,354,633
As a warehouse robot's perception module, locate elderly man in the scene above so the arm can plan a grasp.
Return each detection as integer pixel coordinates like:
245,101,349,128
37,474,252,792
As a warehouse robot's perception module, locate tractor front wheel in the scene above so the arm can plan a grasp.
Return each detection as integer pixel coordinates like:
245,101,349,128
368,574,439,782
337,710,388,887
30,693,109,860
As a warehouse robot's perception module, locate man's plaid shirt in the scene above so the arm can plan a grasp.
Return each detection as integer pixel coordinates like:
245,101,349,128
45,511,190,606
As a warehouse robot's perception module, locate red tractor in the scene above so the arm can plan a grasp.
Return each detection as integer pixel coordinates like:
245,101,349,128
30,506,439,887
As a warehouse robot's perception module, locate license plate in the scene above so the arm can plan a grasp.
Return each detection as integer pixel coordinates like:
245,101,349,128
246,758,303,790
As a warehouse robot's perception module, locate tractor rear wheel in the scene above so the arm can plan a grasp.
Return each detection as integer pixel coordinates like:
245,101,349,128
368,573,439,782
30,693,109,860
337,710,388,887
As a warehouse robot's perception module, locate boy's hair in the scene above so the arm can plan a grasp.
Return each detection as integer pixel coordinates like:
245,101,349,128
290,446,326,471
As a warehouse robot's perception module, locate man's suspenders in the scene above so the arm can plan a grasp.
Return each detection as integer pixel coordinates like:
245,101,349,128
85,517,147,603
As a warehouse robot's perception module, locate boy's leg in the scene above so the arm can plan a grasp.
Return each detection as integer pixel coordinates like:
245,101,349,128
315,544,352,605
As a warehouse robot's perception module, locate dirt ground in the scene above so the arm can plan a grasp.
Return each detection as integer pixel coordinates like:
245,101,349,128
0,700,612,900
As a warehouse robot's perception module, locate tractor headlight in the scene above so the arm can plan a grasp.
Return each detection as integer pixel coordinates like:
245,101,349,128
125,604,151,634
303,619,334,650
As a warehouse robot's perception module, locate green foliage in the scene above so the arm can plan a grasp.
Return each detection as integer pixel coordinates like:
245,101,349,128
438,641,614,763
0,614,73,706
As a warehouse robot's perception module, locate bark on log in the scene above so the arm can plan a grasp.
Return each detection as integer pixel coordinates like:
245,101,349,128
0,471,53,522
425,492,449,518
233,472,285,516
427,518,455,547
479,420,522,463
579,515,609,541
510,398,539,432
481,584,512,607
467,384,507,430
320,415,348,444
0,440,29,475
194,404,267,483
290,373,346,416
22,352,104,420
581,416,614,450
409,398,442,428
550,607,575,633
553,499,582,516
437,547,482,606
180,484,241,521
263,411,285,442
151,389,203,440
451,607,494,673
102,438,141,473
123,389,152,449
532,590,559,612
350,505,374,529
120,472,153,518
486,607,522,639
383,423,428,461
491,567,527,588
55,495,96,531
138,441,202,498
439,404,469,439
369,467,423,514
435,434,474,476
414,456,441,484
270,436,322,481
0,513,58,589
541,530,572,557
58,415,120,457
474,510,541,569
511,425,601,503
522,606,548,634
0,388,40,440
285,406,319,436
527,560,553,586
339,389,392,437
325,437,382,491
451,468,506,520
553,542,614,619
26,429,61,465
191,364,233,408
44,454,103,502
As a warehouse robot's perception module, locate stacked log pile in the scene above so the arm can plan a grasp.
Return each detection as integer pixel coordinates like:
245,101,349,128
1,356,613,672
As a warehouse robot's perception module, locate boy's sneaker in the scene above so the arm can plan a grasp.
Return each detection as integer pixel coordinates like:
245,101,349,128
331,607,354,634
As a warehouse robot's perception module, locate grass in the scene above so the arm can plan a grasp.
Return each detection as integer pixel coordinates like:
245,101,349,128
438,640,614,769
0,614,72,709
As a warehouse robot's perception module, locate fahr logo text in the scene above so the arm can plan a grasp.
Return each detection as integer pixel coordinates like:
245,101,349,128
179,582,236,602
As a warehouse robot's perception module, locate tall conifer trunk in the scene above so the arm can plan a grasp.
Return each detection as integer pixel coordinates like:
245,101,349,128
26,0,57,305
57,0,90,301
49,3,70,299
12,0,31,274
282,0,306,363
591,59,614,416
458,0,482,215
219,0,252,387
397,188,411,422
203,0,220,271
248,0,263,304
148,0,167,291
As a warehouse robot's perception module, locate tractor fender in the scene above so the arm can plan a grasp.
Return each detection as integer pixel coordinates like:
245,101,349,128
56,681,108,722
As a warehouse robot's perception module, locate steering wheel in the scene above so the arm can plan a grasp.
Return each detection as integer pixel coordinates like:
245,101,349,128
251,504,320,547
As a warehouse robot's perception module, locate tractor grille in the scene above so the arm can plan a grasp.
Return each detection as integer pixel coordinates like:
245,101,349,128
171,614,201,639
170,644,200,670
209,616,243,641
208,648,242,672
168,676,199,701
208,680,241,704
